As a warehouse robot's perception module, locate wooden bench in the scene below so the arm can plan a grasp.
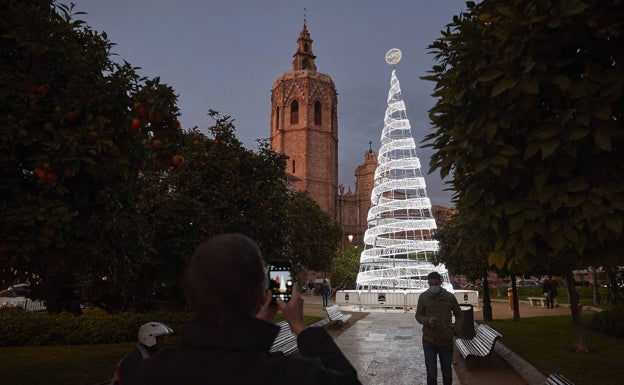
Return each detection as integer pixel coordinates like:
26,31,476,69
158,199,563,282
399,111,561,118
455,323,502,359
269,321,298,355
545,374,575,385
528,296,547,307
324,304,352,329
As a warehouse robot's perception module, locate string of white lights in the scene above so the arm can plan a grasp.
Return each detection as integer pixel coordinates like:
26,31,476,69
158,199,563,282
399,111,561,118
356,67,450,291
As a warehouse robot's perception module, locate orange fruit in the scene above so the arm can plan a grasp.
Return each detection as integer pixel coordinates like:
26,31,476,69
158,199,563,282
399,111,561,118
131,118,142,131
172,155,184,166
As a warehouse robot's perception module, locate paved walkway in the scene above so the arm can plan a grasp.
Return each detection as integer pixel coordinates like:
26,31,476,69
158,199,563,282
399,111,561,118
303,295,584,385
335,311,455,385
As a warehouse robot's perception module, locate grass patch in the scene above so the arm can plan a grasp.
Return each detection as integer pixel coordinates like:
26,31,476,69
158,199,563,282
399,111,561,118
486,314,624,385
0,316,322,385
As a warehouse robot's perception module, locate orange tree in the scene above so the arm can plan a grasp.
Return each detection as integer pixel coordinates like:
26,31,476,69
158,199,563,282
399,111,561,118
0,1,183,312
138,112,343,309
284,191,342,277
137,111,293,309
423,0,624,351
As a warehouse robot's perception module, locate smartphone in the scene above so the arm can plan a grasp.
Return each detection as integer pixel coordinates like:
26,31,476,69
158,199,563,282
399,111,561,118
267,260,293,303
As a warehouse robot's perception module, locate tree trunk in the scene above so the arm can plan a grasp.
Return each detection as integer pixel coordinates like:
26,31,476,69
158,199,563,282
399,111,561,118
512,274,520,321
564,270,589,353
482,270,493,321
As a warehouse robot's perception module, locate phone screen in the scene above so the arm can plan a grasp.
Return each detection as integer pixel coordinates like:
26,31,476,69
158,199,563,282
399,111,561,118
268,260,293,303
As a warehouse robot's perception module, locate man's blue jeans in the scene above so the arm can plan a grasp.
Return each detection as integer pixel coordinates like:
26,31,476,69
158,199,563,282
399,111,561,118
422,339,453,385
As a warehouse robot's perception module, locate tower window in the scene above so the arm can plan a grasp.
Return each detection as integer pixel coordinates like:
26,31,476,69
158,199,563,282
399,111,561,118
302,59,308,70
314,101,322,125
290,100,299,124
304,43,309,52
275,107,280,130
292,159,296,174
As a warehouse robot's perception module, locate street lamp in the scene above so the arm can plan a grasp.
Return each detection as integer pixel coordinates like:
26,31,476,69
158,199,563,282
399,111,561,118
348,234,353,243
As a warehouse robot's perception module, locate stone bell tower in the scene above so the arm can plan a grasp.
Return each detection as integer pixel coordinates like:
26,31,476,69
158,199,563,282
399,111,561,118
270,21,339,219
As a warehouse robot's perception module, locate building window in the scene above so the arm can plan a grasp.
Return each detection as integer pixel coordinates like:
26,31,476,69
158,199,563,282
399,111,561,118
275,107,280,130
304,43,309,52
314,101,322,125
292,159,296,174
302,59,308,70
290,100,299,124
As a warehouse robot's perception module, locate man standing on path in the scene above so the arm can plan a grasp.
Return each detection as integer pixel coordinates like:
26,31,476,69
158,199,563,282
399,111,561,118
416,272,464,385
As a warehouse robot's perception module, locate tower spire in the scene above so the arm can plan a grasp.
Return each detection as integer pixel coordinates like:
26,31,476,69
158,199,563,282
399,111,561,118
292,16,317,72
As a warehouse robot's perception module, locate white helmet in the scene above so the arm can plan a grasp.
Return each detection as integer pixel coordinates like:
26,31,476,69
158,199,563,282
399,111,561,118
138,322,173,348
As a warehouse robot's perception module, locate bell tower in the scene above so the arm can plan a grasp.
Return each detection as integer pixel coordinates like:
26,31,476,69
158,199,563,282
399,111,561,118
270,22,338,219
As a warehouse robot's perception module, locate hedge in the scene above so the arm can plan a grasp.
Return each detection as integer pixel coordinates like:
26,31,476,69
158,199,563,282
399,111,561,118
0,307,194,346
588,306,624,339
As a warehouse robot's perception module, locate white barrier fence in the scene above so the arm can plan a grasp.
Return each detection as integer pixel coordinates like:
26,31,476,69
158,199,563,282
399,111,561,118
336,289,479,310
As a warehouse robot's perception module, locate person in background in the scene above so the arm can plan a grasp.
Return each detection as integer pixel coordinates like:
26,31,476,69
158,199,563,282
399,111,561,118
135,233,361,385
543,275,559,309
111,322,173,385
307,279,315,297
320,279,330,308
415,272,463,385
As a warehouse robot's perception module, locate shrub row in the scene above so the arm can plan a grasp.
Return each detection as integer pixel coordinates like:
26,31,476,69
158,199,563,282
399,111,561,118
0,307,194,346
589,306,624,339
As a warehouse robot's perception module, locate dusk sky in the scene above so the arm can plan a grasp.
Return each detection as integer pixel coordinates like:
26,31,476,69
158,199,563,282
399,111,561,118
72,0,468,207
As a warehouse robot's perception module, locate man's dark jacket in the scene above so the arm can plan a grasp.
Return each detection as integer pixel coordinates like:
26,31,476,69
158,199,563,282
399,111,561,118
136,317,361,385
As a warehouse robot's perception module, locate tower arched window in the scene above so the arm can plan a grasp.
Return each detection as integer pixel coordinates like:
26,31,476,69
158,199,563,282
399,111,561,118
302,59,308,70
275,107,280,131
304,43,309,52
314,101,322,125
290,100,299,124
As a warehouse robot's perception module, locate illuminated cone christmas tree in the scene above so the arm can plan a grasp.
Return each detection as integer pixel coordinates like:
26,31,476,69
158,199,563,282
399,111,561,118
357,52,449,291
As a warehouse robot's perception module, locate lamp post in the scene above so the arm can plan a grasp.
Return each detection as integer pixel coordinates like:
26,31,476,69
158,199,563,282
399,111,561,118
348,234,353,243
590,266,600,306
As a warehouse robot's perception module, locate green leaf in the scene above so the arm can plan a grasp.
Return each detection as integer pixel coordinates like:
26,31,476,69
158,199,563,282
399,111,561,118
552,75,571,91
534,172,548,192
477,71,505,82
594,105,611,121
605,215,623,234
509,214,525,233
566,178,590,193
568,127,589,141
594,130,612,151
491,155,508,168
561,2,590,16
540,140,559,159
491,78,517,97
519,78,539,94
524,142,540,159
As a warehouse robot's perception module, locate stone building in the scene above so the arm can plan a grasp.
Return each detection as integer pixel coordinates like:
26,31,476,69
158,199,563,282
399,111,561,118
270,21,338,218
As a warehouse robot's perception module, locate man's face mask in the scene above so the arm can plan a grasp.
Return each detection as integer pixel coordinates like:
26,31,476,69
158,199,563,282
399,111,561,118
429,285,442,294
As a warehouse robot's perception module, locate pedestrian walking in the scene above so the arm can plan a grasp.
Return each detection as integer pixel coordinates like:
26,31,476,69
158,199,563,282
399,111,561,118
543,275,558,308
320,279,330,308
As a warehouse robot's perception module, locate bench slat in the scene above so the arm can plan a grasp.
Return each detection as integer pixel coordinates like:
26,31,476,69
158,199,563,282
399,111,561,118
270,321,298,355
545,374,575,385
324,305,352,328
455,323,502,359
